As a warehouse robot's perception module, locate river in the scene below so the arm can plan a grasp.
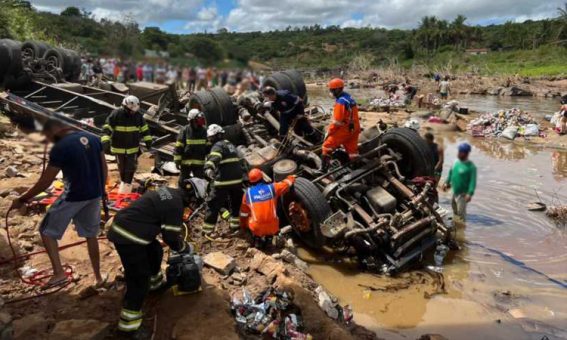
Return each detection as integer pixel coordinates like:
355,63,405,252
300,87,567,339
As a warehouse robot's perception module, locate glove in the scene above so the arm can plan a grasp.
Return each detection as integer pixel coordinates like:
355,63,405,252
205,168,215,180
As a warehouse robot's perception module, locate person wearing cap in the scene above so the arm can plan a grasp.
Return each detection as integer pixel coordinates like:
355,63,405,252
101,95,152,193
240,169,295,248
174,109,210,184
261,87,320,144
322,78,361,169
443,143,477,222
202,124,244,234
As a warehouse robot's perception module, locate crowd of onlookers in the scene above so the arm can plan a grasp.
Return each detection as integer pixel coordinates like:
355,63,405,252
79,58,266,95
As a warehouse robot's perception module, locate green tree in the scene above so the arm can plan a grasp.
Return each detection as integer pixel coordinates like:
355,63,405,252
187,37,224,65
60,6,82,17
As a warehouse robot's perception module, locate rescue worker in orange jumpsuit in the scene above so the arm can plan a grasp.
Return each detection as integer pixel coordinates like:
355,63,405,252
322,78,361,170
240,169,295,248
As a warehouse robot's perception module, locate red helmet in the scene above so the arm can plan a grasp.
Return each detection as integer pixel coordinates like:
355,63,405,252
328,78,345,90
248,168,264,183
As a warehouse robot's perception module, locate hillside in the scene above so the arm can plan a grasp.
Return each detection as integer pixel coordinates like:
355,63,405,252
1,0,566,76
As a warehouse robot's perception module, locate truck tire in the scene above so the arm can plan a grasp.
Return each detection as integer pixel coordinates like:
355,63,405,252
21,41,50,67
44,47,81,82
379,127,434,178
282,70,307,104
210,87,237,125
263,72,295,94
222,123,245,145
188,90,222,125
0,39,22,82
282,177,331,249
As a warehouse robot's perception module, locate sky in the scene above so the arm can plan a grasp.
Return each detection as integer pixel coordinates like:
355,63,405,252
30,0,564,33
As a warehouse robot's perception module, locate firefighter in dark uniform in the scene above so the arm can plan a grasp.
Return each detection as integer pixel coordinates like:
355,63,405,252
108,183,198,334
202,124,244,234
102,95,152,193
262,87,320,144
174,109,209,184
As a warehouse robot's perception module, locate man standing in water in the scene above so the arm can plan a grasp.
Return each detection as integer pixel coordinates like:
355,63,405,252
443,143,476,222
424,133,444,184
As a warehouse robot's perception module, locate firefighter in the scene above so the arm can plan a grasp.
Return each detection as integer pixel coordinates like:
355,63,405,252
322,78,360,169
102,95,152,193
262,87,320,144
107,183,197,334
202,124,244,234
174,109,210,184
240,168,295,248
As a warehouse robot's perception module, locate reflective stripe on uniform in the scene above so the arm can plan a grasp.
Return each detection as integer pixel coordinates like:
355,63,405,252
111,147,139,154
140,125,149,132
202,223,215,231
142,135,152,142
111,223,151,245
175,141,184,147
240,212,249,217
209,151,222,158
114,126,140,132
185,139,208,145
103,124,113,132
101,135,111,142
182,159,205,165
219,157,240,164
173,155,182,161
118,318,142,332
229,217,240,227
150,272,164,283
331,120,345,126
161,224,183,232
120,308,142,321
205,161,216,168
214,179,243,186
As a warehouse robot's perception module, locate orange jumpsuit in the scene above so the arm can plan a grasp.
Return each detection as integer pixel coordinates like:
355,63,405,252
240,176,295,237
322,92,360,158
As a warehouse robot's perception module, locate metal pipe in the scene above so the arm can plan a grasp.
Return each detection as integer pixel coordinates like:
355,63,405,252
345,220,388,238
293,149,322,169
391,216,435,243
393,227,434,258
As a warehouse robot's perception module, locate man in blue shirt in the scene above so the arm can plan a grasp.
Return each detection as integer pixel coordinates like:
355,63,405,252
11,118,108,289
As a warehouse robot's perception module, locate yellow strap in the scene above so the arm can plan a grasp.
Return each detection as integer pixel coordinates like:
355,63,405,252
220,157,240,164
111,223,151,245
182,159,205,165
114,126,140,132
185,139,208,145
111,147,139,155
214,179,243,186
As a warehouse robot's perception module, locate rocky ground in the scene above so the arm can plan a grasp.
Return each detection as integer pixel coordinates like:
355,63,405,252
0,116,378,340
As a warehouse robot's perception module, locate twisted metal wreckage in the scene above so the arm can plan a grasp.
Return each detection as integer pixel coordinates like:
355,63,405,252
0,39,454,274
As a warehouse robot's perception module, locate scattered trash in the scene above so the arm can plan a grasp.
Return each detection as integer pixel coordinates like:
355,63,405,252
315,286,353,324
231,288,313,339
5,166,19,178
546,205,567,227
469,108,541,139
427,244,450,273
18,266,38,279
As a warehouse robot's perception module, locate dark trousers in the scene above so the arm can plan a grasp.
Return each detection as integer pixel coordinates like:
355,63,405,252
281,116,321,144
115,240,163,311
203,184,242,232
178,166,205,186
116,154,138,184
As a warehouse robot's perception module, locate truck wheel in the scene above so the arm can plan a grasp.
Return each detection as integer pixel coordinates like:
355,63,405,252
0,39,22,82
282,177,331,249
282,70,307,104
21,41,50,67
210,87,237,125
379,127,434,178
188,90,222,125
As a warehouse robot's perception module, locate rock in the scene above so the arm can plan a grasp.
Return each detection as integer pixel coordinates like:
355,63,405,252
278,249,308,272
18,240,34,251
250,252,288,282
487,87,502,96
245,247,258,258
5,166,18,178
203,252,236,275
316,286,339,320
0,311,13,340
229,272,246,286
501,86,532,97
13,313,50,339
49,319,110,340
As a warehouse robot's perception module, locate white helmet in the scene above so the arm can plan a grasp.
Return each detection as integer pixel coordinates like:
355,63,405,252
188,108,203,121
207,124,224,138
122,95,140,112
404,119,420,131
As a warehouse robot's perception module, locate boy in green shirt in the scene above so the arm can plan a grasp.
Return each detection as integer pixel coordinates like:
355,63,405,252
442,143,476,222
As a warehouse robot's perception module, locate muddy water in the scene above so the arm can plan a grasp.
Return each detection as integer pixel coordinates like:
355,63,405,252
300,89,567,339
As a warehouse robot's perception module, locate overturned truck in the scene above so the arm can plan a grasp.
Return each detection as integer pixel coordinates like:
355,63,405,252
0,57,452,273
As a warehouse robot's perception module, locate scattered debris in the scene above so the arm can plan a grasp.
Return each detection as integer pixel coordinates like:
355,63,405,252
527,202,547,212
275,249,309,272
546,205,567,227
5,166,19,178
315,286,353,324
469,108,541,139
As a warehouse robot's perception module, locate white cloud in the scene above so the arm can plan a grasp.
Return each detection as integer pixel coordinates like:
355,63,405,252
29,0,561,32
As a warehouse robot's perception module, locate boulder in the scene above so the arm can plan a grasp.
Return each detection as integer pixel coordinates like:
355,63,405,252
49,319,110,340
487,87,502,96
501,86,532,97
250,252,287,282
203,252,236,275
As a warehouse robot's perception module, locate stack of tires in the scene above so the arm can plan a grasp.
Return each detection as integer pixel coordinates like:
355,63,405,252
188,88,238,126
0,39,81,88
263,70,308,104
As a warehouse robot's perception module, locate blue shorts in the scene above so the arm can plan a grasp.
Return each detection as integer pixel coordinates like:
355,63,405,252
40,198,101,240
